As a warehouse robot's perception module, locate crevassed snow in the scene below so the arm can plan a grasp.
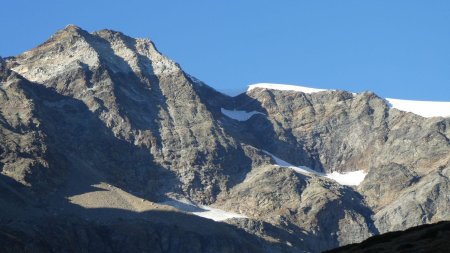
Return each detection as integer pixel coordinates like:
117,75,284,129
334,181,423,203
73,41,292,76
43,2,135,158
263,150,366,186
221,108,265,121
386,98,450,118
161,199,247,221
248,83,329,94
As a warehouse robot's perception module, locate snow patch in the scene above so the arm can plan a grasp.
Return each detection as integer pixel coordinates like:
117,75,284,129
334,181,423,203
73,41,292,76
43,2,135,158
248,83,329,94
325,171,367,186
263,150,366,186
161,199,247,221
262,150,318,175
221,108,265,121
386,98,450,118
86,85,100,91
193,206,248,221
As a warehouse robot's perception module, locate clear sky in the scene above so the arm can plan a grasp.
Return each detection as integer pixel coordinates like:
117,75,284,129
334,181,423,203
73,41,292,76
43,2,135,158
1,1,449,100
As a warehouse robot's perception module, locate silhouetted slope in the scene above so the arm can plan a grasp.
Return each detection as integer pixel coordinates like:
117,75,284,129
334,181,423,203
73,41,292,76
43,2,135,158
325,221,450,253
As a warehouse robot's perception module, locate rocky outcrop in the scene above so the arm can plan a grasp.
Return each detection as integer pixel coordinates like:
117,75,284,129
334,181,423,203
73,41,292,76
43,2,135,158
0,58,63,192
358,163,420,210
216,165,376,252
373,166,450,234
231,88,449,176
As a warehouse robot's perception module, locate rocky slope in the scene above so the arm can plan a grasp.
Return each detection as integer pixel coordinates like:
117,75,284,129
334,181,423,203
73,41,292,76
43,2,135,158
1,25,449,252
6,25,258,204
227,86,450,236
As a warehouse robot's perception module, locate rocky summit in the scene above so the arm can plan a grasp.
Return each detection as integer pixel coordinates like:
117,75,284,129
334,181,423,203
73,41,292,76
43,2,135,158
0,25,449,253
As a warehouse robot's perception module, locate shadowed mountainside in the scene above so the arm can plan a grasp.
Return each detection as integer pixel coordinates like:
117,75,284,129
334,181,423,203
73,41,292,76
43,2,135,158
325,221,450,253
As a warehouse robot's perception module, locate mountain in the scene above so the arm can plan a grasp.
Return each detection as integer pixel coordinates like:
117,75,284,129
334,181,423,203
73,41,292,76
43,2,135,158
1,25,449,252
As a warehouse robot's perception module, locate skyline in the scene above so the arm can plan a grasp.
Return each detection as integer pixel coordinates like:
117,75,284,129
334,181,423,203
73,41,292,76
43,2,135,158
1,1,449,101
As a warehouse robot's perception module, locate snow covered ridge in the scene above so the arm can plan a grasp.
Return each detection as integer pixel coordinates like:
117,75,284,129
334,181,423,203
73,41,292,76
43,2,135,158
161,199,247,221
248,83,329,94
247,83,450,118
221,108,265,121
385,98,450,118
263,150,367,186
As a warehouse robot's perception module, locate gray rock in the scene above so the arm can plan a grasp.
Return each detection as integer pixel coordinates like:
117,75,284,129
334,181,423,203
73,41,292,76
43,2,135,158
374,166,450,234
358,163,419,210
234,88,449,176
216,165,376,252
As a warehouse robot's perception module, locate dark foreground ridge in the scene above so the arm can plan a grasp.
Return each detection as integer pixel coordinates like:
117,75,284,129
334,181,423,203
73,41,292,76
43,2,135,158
325,221,450,253
0,212,290,253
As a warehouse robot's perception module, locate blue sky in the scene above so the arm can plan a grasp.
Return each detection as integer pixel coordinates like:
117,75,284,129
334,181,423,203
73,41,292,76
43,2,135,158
1,1,449,100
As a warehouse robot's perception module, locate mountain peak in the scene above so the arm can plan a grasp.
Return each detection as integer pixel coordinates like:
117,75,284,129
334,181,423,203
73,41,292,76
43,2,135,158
95,28,119,33
93,28,129,42
52,24,89,39
64,24,82,31
9,25,184,84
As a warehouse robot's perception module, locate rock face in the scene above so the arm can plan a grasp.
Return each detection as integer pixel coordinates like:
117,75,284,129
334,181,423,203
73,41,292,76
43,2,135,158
7,25,255,204
372,166,450,234
232,88,449,175
216,166,376,252
1,25,449,252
